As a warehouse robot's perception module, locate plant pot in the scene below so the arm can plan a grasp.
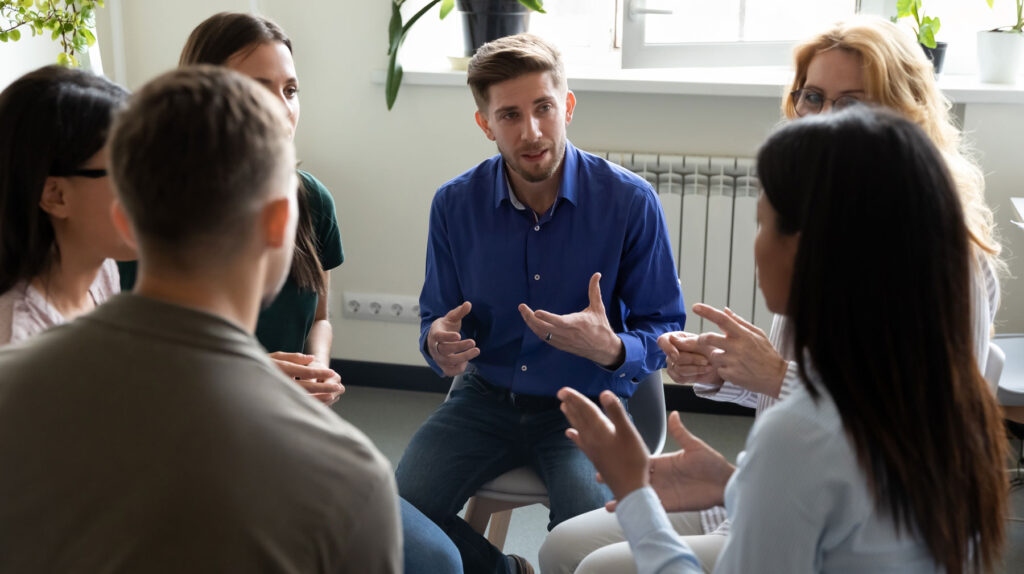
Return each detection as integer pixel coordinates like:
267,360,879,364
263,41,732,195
920,42,947,75
977,30,1024,84
457,0,531,58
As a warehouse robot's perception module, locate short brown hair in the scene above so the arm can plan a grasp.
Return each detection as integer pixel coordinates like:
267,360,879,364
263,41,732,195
108,65,294,268
467,33,565,110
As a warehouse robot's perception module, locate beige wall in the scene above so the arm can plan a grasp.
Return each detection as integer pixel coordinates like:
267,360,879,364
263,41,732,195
84,0,1024,368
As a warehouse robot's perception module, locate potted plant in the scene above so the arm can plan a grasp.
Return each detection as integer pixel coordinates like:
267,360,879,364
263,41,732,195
0,0,103,67
386,0,544,109
978,0,1024,83
895,0,946,74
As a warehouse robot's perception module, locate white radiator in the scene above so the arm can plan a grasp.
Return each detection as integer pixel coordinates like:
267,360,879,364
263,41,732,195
594,151,772,335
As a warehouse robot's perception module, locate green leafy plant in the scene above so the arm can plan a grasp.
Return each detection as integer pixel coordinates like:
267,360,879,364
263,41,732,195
387,0,544,110
896,0,941,48
983,0,1024,33
0,0,103,66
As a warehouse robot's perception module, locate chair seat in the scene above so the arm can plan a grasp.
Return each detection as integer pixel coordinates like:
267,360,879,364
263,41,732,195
475,467,550,504
996,335,1024,407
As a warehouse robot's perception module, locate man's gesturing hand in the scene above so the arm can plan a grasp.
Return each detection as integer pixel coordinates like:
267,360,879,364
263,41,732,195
519,273,624,369
427,301,480,376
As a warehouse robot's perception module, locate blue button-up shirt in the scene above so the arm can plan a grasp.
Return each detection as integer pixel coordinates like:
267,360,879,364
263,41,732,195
419,143,685,398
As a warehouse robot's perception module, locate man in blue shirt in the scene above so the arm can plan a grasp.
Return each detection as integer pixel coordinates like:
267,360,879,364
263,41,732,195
396,34,685,574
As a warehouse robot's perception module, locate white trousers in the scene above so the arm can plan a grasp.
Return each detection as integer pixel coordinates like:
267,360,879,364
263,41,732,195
539,507,726,574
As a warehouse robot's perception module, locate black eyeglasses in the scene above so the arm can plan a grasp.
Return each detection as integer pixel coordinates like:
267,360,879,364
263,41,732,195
53,168,108,179
791,89,862,117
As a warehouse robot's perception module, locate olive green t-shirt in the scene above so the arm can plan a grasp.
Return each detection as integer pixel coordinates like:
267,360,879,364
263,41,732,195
118,170,344,353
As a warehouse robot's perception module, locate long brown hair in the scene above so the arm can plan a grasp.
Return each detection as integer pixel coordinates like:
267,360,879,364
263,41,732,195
758,107,1007,573
180,12,324,293
0,66,128,293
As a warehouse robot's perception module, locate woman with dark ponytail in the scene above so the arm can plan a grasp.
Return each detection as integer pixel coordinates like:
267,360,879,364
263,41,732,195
558,106,1008,573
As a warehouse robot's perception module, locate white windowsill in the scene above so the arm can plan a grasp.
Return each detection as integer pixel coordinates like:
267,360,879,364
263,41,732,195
373,66,1024,105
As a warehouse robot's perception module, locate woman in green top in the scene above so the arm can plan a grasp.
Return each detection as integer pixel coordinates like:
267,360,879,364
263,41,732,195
120,12,345,405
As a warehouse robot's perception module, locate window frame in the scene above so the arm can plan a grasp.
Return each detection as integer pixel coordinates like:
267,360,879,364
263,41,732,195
620,0,896,69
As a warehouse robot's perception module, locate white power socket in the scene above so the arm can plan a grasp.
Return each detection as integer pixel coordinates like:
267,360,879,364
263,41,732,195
342,292,420,324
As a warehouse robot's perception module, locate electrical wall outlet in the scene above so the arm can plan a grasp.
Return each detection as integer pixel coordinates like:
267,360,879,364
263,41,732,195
342,292,420,324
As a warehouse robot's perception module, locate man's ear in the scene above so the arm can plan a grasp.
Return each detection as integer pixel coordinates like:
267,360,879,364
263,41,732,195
39,177,70,219
110,200,138,250
564,90,576,126
261,196,293,248
475,110,495,141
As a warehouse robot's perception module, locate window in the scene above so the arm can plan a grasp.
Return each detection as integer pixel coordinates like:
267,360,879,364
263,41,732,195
621,0,888,68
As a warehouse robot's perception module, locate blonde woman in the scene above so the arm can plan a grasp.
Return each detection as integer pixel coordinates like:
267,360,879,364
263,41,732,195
540,16,1003,574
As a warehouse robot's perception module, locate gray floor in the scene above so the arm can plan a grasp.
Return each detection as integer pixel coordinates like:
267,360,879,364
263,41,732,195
335,385,1024,573
332,385,755,569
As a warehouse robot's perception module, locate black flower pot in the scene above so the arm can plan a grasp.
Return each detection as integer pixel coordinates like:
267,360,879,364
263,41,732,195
920,41,948,75
457,0,531,57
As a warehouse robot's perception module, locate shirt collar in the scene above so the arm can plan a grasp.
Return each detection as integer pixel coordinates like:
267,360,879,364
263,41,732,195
494,141,581,210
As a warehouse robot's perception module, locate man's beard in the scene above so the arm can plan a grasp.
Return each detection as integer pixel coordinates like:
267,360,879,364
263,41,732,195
502,138,565,183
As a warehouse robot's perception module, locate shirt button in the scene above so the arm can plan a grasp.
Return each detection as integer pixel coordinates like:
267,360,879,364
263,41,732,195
619,373,626,378
521,365,528,372
534,225,540,231
534,274,541,281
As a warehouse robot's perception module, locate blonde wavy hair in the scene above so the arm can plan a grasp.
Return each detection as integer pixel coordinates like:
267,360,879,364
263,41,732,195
783,16,1003,270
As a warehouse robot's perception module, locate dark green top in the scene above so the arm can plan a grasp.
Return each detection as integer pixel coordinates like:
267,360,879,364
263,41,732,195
118,170,344,354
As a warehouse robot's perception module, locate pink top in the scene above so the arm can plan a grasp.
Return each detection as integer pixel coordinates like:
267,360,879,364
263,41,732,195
0,259,120,346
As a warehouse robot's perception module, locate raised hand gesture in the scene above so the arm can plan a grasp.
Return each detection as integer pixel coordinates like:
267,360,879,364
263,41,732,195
519,273,624,368
639,411,735,513
558,387,650,501
694,303,787,398
427,301,480,376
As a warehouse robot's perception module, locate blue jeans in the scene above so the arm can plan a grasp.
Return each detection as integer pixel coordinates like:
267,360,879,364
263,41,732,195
402,497,461,574
396,373,614,574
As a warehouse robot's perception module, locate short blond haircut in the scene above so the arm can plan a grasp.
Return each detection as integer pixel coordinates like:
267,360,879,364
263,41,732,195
467,33,565,111
783,16,1002,270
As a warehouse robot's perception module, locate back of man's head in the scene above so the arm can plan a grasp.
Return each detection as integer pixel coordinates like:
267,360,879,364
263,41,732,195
109,65,295,270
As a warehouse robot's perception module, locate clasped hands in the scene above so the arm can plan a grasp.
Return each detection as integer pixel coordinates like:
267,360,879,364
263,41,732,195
270,352,345,406
426,272,624,377
558,386,736,513
657,303,788,398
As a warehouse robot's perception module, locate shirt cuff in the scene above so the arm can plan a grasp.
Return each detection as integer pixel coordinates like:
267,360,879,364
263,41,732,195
606,332,643,381
419,331,445,377
617,487,703,572
778,360,798,401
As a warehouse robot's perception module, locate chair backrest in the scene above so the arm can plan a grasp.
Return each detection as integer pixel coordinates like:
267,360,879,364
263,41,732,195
446,370,667,456
630,371,667,455
984,341,1005,395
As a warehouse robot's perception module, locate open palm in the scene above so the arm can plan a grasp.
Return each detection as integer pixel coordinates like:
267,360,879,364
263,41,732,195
643,412,736,513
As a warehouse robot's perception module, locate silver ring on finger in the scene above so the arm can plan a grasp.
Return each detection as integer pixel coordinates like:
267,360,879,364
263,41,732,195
545,332,552,342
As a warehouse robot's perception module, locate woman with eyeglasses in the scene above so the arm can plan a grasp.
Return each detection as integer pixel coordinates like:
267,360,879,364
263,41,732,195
0,66,134,346
540,16,1003,574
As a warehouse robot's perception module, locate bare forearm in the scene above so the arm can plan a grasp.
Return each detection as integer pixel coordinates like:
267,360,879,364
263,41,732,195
306,319,333,366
